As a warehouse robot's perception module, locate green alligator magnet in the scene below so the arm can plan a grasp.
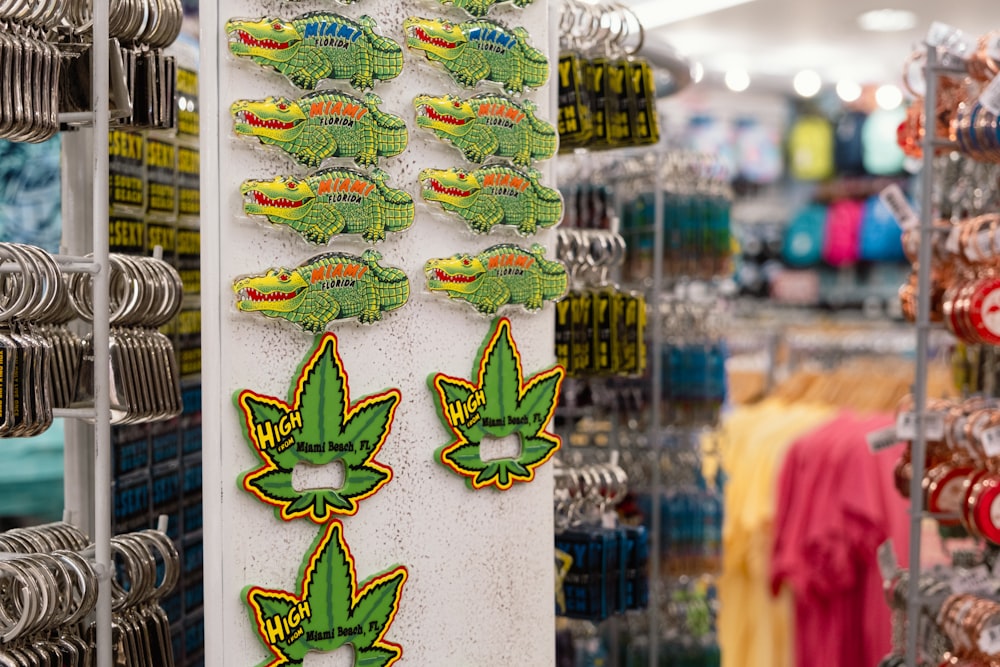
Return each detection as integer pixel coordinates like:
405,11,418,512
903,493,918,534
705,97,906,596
242,168,414,244
414,93,557,166
403,17,549,94
234,250,409,330
436,0,535,17
425,243,567,314
226,13,403,90
419,165,562,235
231,91,407,168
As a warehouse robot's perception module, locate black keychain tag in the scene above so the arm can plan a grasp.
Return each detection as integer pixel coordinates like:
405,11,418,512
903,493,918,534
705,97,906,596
629,58,659,146
587,57,609,150
557,52,593,151
606,58,636,147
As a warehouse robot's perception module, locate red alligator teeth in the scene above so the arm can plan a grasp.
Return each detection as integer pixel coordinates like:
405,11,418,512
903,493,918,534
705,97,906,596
415,27,457,50
237,30,291,50
242,111,296,131
432,268,475,284
252,191,305,208
424,107,467,126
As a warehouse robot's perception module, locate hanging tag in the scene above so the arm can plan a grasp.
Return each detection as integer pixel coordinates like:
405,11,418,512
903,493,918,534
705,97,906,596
555,296,574,375
424,243,568,315
404,17,549,94
617,292,646,376
243,521,407,667
557,52,593,150
894,410,946,441
430,318,565,491
629,59,659,146
435,0,536,17
241,168,414,244
236,333,400,522
606,59,636,147
571,290,595,374
233,250,410,330
979,73,1000,116
982,425,1000,458
413,93,558,166
592,288,615,375
866,426,899,452
946,224,962,255
226,13,404,90
979,624,1000,656
950,564,993,594
419,165,563,235
231,91,408,168
878,184,918,231
587,57,610,149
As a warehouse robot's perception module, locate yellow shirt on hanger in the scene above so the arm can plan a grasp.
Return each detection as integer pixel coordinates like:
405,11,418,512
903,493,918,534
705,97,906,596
717,399,835,667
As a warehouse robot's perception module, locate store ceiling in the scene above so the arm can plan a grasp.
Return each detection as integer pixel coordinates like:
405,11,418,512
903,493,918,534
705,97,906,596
626,0,993,93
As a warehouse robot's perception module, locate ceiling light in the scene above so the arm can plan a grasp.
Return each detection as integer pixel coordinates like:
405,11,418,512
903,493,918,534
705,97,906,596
836,80,862,103
691,62,705,83
857,9,918,32
725,68,750,92
793,70,822,98
876,84,903,109
631,0,757,30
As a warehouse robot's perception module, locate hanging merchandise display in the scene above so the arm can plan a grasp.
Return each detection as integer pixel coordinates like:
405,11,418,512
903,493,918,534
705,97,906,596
413,93,558,166
230,92,408,168
403,17,549,93
419,165,563,235
430,317,564,490
424,243,568,314
233,250,410,330
237,334,399,521
225,13,404,91
240,169,415,245
244,521,407,667
557,1,659,152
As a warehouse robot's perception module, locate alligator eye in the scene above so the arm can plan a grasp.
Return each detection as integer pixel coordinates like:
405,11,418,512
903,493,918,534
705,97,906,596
273,22,283,31
458,173,466,180
279,273,290,281
277,103,288,111
287,182,297,190
443,22,453,30
453,101,462,108
462,258,471,266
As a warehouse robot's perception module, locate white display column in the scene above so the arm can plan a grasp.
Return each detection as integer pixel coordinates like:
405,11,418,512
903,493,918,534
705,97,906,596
200,1,560,664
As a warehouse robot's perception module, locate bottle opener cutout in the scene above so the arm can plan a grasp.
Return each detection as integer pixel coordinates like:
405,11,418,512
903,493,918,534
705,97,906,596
231,92,408,168
241,168,414,244
237,333,399,522
419,166,562,235
244,521,407,667
430,317,564,490
414,93,557,166
403,17,549,94
435,0,535,17
424,243,567,314
226,13,404,90
234,249,410,330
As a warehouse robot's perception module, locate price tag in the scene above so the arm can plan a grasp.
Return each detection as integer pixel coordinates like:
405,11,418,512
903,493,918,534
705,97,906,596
979,73,1000,116
896,412,916,440
926,411,946,441
982,425,1000,458
879,184,919,231
951,565,992,594
979,622,1000,655
866,426,899,453
946,225,962,255
895,411,946,441
876,540,898,582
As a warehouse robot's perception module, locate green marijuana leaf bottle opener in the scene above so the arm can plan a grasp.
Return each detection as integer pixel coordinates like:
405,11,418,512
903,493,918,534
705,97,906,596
419,165,562,235
237,333,400,522
226,13,403,91
241,168,414,244
424,243,567,314
234,249,410,330
430,318,564,491
413,93,557,166
404,17,549,94
231,92,408,168
244,521,407,667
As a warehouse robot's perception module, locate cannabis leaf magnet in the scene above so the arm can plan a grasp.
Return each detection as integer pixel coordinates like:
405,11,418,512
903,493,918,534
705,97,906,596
244,521,407,667
237,333,399,521
430,317,565,490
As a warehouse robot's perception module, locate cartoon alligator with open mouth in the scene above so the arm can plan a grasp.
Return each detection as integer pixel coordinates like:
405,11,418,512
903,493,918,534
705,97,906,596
425,244,567,314
231,91,407,168
241,168,414,244
419,166,562,235
414,93,556,166
234,250,410,330
404,17,548,94
226,13,403,90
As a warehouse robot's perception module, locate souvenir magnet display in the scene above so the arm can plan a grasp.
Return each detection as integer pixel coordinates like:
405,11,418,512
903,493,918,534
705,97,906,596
419,166,562,234
237,333,399,522
430,318,564,490
234,249,410,330
424,243,567,314
244,521,407,667
403,17,549,94
242,168,414,244
435,0,535,18
413,93,557,166
231,92,408,168
226,13,404,90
